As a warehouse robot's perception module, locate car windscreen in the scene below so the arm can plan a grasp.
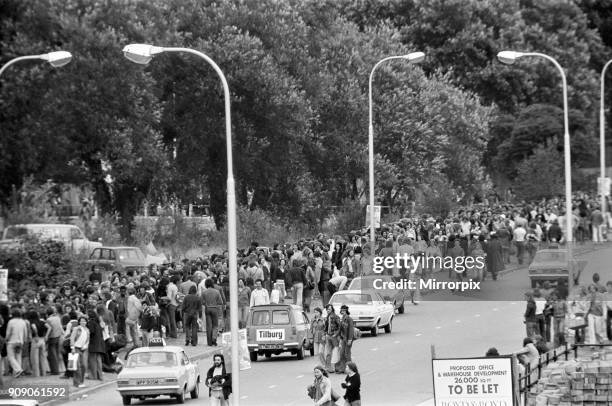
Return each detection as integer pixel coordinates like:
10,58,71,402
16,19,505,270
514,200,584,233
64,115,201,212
115,249,145,261
3,227,28,239
126,351,177,368
533,251,567,263
330,293,373,305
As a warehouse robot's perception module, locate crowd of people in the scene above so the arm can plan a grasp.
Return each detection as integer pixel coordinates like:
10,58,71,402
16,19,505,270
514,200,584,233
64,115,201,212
0,191,609,394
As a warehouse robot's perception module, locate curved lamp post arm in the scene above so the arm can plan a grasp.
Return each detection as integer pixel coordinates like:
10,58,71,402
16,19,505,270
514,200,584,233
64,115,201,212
0,55,47,77
368,54,423,246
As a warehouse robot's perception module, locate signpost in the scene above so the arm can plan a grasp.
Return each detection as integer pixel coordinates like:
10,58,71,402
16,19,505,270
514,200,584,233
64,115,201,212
598,177,611,197
0,269,7,302
432,356,516,406
365,205,381,228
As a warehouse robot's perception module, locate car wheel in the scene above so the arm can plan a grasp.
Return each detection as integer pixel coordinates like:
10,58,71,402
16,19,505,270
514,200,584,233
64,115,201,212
176,387,185,404
296,346,304,360
371,324,379,337
190,379,199,399
398,302,405,314
122,396,131,406
531,280,537,288
249,351,258,362
265,352,272,358
309,345,315,356
384,317,393,333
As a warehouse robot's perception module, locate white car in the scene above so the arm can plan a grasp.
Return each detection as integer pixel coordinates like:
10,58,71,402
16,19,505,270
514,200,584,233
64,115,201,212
329,290,394,336
116,341,201,405
0,223,101,254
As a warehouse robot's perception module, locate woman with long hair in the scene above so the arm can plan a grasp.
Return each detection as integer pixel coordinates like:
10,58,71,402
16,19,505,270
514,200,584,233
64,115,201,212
87,310,105,381
26,310,48,377
70,316,90,388
308,366,333,406
342,361,361,406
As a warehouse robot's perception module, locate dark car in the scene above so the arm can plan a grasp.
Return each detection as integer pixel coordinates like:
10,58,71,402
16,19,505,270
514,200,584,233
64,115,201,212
528,248,587,289
88,246,147,276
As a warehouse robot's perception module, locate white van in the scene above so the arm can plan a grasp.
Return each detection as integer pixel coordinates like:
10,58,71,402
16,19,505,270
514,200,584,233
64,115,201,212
0,223,102,254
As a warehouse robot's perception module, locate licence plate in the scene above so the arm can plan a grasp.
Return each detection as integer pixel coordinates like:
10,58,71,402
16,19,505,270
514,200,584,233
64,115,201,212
260,344,283,350
136,378,160,385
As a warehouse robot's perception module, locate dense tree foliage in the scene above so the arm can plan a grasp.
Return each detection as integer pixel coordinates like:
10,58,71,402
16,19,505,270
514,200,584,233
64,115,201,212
1,0,611,233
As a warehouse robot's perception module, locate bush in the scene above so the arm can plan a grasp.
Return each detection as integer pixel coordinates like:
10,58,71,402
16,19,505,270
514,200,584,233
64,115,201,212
0,236,88,295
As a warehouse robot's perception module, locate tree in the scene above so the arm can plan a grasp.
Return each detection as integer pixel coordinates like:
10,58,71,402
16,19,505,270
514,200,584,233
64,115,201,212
514,142,564,201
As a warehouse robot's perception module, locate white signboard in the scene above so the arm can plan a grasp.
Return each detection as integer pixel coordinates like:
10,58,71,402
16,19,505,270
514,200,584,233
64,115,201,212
256,329,285,341
0,269,7,302
432,357,514,406
365,205,381,228
598,177,611,197
221,328,251,371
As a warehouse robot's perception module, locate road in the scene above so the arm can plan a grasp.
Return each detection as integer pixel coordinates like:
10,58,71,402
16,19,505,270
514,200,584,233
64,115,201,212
57,244,612,406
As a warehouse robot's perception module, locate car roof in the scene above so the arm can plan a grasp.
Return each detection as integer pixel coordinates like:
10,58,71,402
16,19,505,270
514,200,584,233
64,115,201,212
128,345,184,355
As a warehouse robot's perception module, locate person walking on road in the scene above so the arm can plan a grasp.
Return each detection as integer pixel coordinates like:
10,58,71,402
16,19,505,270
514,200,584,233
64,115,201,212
310,307,326,365
205,353,232,406
201,279,224,346
341,361,361,406
336,305,354,373
323,304,341,373
182,285,202,346
307,366,334,406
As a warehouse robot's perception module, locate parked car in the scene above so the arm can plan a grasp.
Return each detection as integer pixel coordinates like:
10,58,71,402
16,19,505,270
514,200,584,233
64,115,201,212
329,290,394,336
87,246,148,275
348,275,408,314
528,248,587,292
247,304,313,361
116,340,200,405
0,223,101,254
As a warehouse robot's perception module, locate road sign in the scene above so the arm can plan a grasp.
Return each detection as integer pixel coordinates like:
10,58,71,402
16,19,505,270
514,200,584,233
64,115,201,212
598,177,611,197
365,205,381,228
432,357,515,406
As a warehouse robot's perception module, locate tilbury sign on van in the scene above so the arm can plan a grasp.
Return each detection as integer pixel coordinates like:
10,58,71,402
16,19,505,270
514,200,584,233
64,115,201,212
256,329,285,341
432,356,516,406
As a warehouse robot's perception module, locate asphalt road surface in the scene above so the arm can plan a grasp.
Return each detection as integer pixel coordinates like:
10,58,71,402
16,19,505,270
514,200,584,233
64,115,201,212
57,244,612,406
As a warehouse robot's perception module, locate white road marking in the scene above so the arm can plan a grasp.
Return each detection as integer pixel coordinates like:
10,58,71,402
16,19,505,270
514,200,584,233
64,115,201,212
435,326,441,329
416,333,422,336
269,385,277,389
475,314,481,317
394,340,401,344
240,396,248,399
493,308,499,311
371,348,378,351
296,375,304,379
455,320,461,323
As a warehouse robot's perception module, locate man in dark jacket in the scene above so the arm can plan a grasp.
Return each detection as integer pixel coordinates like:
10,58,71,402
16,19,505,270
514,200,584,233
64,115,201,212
485,233,504,281
288,260,306,308
336,305,354,373
200,279,224,346
324,304,341,373
182,286,202,346
206,353,232,403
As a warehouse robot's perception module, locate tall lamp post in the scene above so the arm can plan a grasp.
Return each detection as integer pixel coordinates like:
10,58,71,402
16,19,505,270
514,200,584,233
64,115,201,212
497,51,574,283
600,59,612,224
0,51,72,77
122,44,240,403
368,52,425,246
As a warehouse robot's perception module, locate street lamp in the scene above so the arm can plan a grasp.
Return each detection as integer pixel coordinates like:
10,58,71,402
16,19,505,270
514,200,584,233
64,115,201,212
368,52,425,246
600,59,612,226
0,51,72,77
497,50,575,281
123,43,240,402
